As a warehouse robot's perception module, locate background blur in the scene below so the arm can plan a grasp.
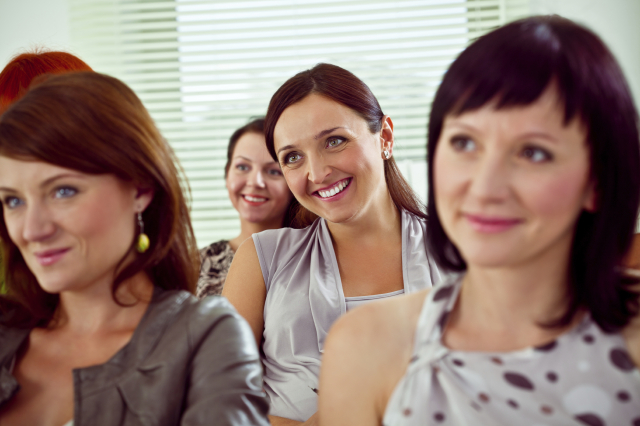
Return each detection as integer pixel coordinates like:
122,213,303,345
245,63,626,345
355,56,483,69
1,0,639,247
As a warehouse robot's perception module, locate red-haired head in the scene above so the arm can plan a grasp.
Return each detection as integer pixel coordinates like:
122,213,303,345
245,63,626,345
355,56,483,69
0,50,92,114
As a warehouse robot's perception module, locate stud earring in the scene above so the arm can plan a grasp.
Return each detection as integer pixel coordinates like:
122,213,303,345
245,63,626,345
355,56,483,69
136,212,150,253
382,149,391,160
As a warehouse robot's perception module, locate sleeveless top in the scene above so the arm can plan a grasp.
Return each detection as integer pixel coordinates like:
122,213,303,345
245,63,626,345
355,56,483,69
254,210,441,421
383,274,640,426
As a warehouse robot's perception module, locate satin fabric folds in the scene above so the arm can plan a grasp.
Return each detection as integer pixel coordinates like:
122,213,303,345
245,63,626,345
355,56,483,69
253,210,441,421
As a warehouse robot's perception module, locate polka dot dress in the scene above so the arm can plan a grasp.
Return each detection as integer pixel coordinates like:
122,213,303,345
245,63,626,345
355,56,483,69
382,275,640,426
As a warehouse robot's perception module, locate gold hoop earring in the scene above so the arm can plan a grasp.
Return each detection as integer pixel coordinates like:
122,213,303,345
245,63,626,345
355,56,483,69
136,212,150,253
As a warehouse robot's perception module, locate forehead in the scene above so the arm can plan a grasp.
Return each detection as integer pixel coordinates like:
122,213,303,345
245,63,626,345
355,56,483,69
0,156,71,185
232,132,274,163
273,93,367,149
443,86,586,139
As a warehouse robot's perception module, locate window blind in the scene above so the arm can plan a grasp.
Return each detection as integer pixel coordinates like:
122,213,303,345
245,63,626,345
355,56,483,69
68,0,529,246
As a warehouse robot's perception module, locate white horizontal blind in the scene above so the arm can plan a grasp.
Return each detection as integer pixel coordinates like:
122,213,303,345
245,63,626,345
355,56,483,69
68,0,528,247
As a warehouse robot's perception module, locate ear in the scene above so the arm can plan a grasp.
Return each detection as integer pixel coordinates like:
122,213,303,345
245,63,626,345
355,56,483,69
380,115,394,156
582,180,598,212
134,186,155,213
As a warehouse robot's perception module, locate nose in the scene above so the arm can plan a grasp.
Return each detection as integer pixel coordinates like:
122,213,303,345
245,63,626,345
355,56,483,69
248,169,266,189
306,154,331,185
22,202,56,242
468,153,510,204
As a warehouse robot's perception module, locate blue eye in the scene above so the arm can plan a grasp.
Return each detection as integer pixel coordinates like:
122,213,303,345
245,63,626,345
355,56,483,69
451,137,476,152
235,164,250,172
521,146,552,163
3,196,23,209
54,186,77,198
267,168,283,176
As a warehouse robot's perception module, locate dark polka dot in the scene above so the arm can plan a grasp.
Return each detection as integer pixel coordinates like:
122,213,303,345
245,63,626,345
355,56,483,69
410,355,419,364
535,340,557,351
583,334,594,344
617,390,630,402
491,357,503,365
402,408,412,417
504,372,535,390
633,417,640,426
452,359,465,367
433,412,445,422
438,311,450,332
507,399,519,409
574,413,605,426
433,285,455,301
470,401,482,411
541,405,553,415
610,348,635,372
433,365,441,373
546,371,558,383
478,393,490,403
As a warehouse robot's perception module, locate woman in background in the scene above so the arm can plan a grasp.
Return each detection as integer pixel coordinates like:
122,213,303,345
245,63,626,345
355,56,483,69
223,63,441,425
0,50,92,113
319,16,640,426
197,118,293,297
0,72,269,426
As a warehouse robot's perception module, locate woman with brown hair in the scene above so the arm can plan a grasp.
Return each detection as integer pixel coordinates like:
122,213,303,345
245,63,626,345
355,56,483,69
222,63,441,425
0,72,269,425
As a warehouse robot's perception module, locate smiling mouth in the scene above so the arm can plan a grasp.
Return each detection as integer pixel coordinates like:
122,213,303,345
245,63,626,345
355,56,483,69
315,178,351,199
34,248,70,266
242,195,268,203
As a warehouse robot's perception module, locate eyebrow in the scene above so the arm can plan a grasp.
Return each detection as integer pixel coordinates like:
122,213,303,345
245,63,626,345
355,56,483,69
0,173,85,193
445,122,559,144
276,127,345,155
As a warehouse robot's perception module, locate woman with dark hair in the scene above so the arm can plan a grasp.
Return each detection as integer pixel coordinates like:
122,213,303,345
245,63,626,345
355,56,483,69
0,50,92,114
222,63,441,425
319,15,640,425
0,72,269,425
197,118,293,298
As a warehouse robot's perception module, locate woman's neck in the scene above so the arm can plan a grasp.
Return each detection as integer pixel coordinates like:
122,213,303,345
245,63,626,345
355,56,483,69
229,217,284,251
51,272,154,336
445,241,579,351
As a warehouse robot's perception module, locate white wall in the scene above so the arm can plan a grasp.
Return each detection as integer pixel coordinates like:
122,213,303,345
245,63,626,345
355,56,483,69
0,0,72,68
531,0,640,106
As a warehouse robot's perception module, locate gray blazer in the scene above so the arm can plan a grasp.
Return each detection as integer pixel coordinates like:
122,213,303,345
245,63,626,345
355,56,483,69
0,288,270,426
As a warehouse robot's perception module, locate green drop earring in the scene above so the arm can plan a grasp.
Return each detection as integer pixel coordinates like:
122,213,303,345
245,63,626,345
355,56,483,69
136,212,150,253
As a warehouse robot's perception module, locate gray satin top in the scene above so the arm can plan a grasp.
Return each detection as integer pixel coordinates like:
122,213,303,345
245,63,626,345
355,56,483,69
253,209,441,421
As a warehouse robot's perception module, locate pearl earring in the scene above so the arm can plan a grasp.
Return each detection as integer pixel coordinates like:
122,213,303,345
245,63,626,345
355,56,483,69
382,150,391,160
136,212,150,253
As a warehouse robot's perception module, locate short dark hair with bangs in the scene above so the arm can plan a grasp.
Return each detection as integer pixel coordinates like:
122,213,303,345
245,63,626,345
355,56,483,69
426,15,640,332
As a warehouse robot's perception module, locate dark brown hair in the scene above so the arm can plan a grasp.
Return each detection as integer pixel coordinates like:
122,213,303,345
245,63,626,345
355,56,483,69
0,50,92,114
426,16,640,332
0,72,200,328
264,63,426,227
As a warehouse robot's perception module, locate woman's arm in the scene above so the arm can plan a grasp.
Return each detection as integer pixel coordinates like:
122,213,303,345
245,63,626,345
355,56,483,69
270,413,318,425
222,238,267,346
181,299,270,425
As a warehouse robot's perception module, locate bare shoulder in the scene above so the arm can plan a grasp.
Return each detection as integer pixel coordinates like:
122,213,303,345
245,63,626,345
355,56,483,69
622,276,640,367
319,289,430,425
221,238,266,345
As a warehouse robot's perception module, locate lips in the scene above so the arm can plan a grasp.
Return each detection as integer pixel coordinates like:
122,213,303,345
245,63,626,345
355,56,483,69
314,178,351,199
34,247,70,266
241,194,268,205
464,214,523,233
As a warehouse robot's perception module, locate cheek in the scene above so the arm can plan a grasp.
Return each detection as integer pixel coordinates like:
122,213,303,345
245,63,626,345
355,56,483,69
520,168,590,218
282,169,305,197
433,145,466,211
270,179,292,203
226,175,245,195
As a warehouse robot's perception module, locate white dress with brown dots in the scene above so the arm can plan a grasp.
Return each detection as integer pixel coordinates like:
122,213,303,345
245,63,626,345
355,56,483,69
383,274,640,426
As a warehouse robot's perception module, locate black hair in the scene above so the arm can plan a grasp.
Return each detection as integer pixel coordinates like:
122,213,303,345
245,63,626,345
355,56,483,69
426,15,640,332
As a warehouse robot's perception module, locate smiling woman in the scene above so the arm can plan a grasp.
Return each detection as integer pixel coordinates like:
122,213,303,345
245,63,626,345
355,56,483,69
196,118,293,298
222,63,441,426
0,72,269,426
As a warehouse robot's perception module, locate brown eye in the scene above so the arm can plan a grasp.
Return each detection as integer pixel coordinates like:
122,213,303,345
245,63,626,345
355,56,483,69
521,146,552,163
451,136,476,152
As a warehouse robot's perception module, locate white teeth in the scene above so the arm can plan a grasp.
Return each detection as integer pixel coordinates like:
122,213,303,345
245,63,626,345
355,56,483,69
244,195,267,202
318,179,349,199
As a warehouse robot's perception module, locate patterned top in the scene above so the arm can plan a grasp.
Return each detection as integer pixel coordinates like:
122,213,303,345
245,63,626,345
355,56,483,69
197,240,234,298
383,274,640,426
